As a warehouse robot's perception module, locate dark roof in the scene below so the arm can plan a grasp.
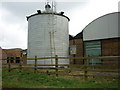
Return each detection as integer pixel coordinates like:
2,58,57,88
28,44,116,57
26,12,70,21
69,32,83,40
74,32,83,39
69,35,74,40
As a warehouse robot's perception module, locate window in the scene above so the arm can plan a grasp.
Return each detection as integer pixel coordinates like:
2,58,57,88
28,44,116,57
7,57,9,63
7,57,14,63
16,57,20,63
10,57,14,63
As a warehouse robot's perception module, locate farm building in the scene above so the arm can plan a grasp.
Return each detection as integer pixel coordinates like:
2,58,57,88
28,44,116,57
0,47,7,64
27,3,70,65
1,48,27,64
69,12,119,65
83,12,120,65
69,32,84,64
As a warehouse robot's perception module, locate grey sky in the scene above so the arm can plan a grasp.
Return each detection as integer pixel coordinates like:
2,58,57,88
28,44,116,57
0,0,119,49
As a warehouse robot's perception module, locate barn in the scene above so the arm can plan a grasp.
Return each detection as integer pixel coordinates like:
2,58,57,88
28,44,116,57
83,12,120,65
69,12,119,65
69,32,83,64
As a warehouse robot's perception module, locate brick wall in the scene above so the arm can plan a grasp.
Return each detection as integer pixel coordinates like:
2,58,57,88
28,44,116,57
69,38,119,65
102,38,119,56
2,50,7,64
0,47,7,64
2,49,27,64
101,38,120,65
69,39,83,64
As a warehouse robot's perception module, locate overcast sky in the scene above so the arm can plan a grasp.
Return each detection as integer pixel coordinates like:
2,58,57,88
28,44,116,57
0,0,119,49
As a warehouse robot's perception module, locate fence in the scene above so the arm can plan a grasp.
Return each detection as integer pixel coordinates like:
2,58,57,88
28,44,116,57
2,55,120,79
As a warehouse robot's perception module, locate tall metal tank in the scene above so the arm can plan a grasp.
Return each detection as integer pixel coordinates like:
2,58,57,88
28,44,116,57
27,4,70,65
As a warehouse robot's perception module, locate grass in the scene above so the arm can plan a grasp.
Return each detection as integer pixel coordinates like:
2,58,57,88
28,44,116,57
2,71,119,88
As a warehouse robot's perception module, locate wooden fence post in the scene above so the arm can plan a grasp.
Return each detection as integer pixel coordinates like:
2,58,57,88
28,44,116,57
8,57,11,72
84,57,88,80
55,55,58,76
19,57,22,72
34,56,37,73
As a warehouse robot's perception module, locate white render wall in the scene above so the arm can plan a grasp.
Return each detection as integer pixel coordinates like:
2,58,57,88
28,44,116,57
27,14,69,65
83,13,119,41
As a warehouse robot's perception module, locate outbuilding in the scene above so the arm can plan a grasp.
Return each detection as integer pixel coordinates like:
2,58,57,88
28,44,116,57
83,12,120,65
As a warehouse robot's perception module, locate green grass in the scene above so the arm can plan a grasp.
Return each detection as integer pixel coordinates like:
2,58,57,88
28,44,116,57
2,71,119,88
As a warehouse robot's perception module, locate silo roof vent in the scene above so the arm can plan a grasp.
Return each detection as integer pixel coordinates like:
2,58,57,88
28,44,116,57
45,4,51,9
45,4,51,12
37,10,41,14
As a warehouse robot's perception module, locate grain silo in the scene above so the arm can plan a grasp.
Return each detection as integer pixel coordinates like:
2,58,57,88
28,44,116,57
26,3,70,66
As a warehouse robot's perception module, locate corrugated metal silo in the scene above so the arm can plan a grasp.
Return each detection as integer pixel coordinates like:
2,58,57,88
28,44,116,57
27,4,70,66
